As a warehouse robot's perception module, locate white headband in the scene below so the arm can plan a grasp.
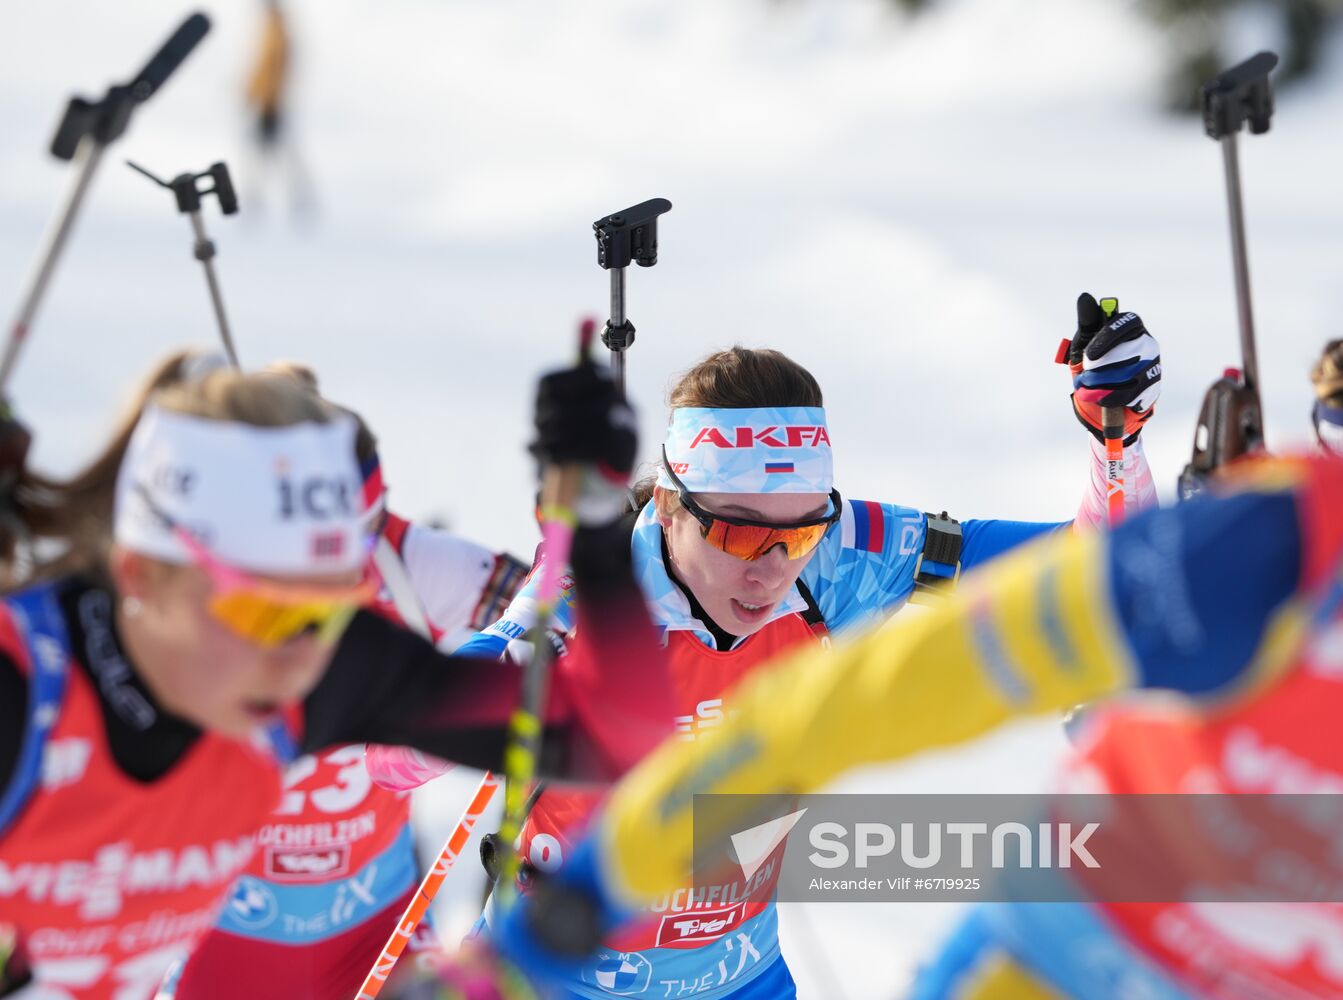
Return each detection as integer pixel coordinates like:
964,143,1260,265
114,404,369,576
658,406,834,495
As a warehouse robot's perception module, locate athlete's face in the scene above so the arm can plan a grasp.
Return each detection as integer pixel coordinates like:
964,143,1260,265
109,548,344,740
659,489,829,639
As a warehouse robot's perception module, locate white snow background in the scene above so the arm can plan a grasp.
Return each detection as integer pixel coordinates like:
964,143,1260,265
3,1,1341,996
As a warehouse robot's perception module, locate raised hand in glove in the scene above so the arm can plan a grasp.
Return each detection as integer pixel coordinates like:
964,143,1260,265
530,320,638,528
1057,293,1162,446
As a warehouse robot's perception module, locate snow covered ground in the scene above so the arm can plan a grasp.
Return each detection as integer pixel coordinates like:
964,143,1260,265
4,1,1342,995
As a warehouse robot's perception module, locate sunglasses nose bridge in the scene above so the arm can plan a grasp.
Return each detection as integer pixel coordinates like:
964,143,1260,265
744,540,792,577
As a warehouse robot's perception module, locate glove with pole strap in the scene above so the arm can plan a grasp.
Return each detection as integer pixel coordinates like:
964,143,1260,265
1057,293,1162,446
529,336,638,530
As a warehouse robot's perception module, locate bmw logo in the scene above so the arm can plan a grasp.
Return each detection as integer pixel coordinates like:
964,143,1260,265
227,876,278,929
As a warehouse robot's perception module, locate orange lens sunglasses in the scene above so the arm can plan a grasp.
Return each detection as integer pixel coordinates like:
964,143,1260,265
661,448,842,562
138,487,377,648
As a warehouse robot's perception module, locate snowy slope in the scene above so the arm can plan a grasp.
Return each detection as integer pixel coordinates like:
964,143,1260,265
3,1,1342,996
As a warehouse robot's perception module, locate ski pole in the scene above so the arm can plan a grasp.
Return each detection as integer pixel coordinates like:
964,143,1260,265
1204,50,1276,438
0,12,211,396
126,160,242,368
1097,297,1126,527
593,198,671,396
355,771,502,1000
490,321,598,913
1102,408,1125,526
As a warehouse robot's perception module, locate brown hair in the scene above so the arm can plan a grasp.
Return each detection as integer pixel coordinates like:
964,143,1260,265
2,352,338,587
633,346,824,509
1312,339,1343,407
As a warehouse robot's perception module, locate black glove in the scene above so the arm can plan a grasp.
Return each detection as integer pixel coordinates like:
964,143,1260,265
1060,293,1162,445
530,361,637,481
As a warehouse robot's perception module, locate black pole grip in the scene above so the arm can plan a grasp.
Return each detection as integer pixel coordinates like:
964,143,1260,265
49,98,99,160
129,12,211,104
594,198,672,270
1202,51,1277,140
209,163,238,215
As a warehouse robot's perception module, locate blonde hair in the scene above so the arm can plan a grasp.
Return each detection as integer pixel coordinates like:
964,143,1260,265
261,359,380,470
3,352,338,586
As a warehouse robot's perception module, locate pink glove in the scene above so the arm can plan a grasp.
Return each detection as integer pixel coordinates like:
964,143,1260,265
364,744,454,791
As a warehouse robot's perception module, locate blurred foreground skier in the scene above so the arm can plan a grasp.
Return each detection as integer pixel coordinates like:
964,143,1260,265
170,363,529,1000
0,352,662,1000
902,340,1343,998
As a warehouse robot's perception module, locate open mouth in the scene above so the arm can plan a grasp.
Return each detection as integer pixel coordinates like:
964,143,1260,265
243,700,282,721
730,598,774,624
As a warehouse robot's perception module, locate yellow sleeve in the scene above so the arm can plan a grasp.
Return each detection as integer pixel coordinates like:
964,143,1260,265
598,526,1137,904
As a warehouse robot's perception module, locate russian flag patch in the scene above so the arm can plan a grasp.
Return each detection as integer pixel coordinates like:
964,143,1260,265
848,500,885,553
764,462,794,474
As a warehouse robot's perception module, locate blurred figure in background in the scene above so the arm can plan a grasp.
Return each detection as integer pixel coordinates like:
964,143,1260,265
1311,338,1343,455
243,0,316,220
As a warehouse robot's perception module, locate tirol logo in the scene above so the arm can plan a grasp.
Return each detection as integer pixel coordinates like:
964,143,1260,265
655,902,745,946
265,844,351,882
688,426,831,449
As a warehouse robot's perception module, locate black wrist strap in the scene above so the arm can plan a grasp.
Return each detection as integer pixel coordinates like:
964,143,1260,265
911,511,962,604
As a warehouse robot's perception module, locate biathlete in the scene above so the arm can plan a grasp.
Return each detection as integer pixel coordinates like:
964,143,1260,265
0,351,662,1000
392,297,1165,1000
168,363,529,1000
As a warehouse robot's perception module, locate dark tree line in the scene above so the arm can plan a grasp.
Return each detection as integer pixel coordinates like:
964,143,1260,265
775,0,1342,111
1142,0,1340,109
